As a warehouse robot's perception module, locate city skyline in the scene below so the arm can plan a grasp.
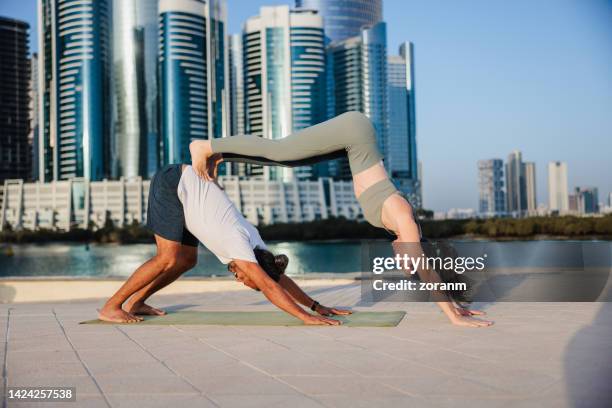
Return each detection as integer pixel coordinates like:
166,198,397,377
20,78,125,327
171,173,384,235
1,0,611,211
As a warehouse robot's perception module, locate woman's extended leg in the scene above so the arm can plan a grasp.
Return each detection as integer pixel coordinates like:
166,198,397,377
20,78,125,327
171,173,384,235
190,111,382,179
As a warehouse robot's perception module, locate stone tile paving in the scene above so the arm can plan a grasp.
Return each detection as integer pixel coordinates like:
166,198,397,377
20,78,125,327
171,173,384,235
1,283,611,407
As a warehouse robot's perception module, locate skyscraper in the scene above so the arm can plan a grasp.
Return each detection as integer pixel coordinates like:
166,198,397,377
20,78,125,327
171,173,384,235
37,0,54,182
328,21,388,180
242,5,326,181
228,33,244,138
112,0,159,178
158,0,228,166
227,33,246,177
0,17,31,184
478,159,505,217
30,53,40,181
505,150,526,217
574,187,599,214
524,161,537,215
387,42,419,207
295,0,382,44
37,0,112,181
548,161,568,213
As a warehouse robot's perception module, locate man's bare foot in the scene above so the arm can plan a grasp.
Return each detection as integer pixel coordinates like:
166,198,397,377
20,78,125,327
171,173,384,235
126,301,166,316
189,140,212,179
98,305,143,323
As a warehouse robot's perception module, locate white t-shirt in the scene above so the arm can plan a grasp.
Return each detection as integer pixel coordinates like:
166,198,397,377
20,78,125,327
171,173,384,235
177,165,267,264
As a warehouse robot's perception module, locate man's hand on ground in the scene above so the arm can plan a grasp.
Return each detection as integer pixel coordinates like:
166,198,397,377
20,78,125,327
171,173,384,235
302,315,342,326
316,304,352,316
455,306,486,316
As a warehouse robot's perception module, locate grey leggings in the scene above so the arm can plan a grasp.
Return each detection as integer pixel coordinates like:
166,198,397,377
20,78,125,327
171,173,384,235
211,111,399,228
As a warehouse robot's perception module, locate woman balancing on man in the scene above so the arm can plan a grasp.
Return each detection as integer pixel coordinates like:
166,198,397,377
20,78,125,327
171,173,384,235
190,111,493,327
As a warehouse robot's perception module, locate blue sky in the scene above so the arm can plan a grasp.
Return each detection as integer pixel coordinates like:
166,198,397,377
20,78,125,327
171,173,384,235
2,0,611,211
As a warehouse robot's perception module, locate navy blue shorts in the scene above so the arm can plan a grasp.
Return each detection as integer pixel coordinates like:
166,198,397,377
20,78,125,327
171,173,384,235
146,164,198,247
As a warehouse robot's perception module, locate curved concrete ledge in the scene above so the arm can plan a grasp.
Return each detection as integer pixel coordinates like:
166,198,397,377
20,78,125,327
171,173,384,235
0,275,358,303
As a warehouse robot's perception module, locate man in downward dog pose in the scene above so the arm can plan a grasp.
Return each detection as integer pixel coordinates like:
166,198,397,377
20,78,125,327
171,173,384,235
190,111,493,327
98,164,350,324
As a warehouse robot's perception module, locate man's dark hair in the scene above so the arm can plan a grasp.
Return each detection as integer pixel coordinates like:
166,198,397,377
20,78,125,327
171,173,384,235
253,247,287,282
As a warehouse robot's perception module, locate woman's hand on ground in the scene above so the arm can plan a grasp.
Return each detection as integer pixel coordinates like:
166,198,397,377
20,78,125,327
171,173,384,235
316,305,352,316
449,314,493,328
303,315,342,326
455,306,486,316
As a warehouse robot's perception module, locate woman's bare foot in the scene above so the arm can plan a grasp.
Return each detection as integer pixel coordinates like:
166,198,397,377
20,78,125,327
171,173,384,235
450,315,494,328
98,305,143,323
126,301,166,316
189,140,213,179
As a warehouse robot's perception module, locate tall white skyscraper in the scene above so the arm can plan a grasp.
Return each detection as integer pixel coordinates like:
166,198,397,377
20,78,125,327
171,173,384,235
548,161,569,213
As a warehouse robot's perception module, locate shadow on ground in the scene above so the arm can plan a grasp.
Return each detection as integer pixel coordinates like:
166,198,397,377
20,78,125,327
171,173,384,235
564,302,612,408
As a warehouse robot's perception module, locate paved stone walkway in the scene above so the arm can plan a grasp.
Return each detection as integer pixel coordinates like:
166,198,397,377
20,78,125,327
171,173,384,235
1,283,611,407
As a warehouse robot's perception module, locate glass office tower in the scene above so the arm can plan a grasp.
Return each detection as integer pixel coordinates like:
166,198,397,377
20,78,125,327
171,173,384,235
0,17,31,183
242,6,326,181
112,0,159,179
37,0,54,182
56,0,110,180
328,21,388,180
159,0,227,165
478,159,505,217
227,33,247,177
387,42,420,207
506,150,527,217
37,0,111,181
295,0,382,44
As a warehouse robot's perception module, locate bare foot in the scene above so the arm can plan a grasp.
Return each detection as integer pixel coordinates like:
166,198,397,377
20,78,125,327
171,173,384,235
126,301,166,316
189,140,212,179
98,305,143,323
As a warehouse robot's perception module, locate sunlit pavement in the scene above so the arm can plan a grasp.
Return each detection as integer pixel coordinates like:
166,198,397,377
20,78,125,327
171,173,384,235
1,283,611,408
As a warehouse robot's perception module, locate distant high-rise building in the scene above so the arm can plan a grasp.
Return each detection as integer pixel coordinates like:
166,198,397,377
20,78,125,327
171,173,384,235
112,0,160,179
228,33,244,138
387,42,419,207
37,0,54,182
478,159,505,217
0,17,31,184
227,33,246,177
295,0,382,44
328,21,388,180
608,192,612,207
158,0,228,166
242,5,326,181
524,162,537,215
575,187,599,214
37,0,112,181
30,53,40,181
548,161,569,213
505,150,528,216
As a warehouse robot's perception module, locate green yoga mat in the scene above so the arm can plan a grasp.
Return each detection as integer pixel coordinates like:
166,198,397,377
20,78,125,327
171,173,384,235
81,311,405,327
